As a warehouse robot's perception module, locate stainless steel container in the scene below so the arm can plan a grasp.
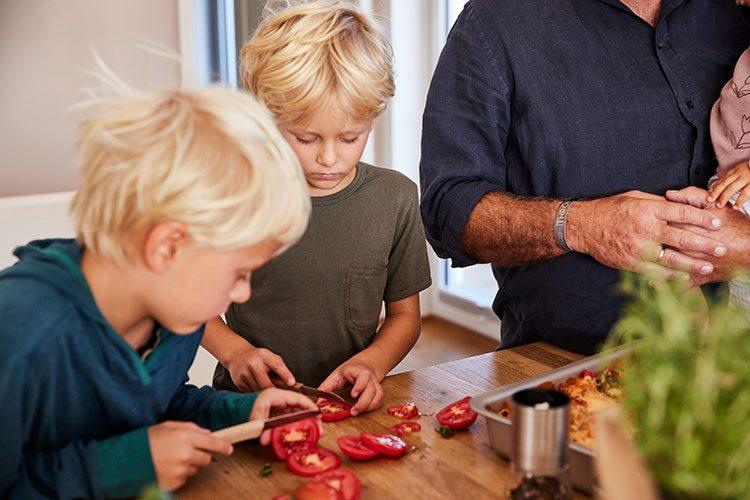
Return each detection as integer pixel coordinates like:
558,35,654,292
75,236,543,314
511,388,570,475
470,345,630,494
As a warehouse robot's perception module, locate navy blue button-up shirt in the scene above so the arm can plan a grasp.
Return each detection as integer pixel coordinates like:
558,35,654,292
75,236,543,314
420,0,750,353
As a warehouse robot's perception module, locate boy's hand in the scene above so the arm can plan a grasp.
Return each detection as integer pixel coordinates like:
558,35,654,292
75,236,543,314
227,345,295,392
250,388,322,445
148,421,233,491
318,362,384,417
707,161,750,209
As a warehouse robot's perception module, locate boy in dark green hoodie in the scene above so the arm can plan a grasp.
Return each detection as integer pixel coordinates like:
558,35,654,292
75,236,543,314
0,82,314,498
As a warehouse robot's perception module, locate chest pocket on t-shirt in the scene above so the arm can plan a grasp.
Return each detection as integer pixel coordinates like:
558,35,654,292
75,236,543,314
346,267,387,332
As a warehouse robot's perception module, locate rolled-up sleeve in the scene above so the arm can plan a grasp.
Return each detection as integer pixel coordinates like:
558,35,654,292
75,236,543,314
419,2,512,268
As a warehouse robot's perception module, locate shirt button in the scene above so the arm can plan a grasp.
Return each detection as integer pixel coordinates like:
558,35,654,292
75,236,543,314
657,42,663,49
694,167,701,174
686,100,695,108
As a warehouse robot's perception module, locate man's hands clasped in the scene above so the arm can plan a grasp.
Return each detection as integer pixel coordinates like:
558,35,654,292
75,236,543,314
567,190,726,280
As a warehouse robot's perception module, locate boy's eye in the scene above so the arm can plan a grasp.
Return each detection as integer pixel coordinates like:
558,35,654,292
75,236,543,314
294,136,315,145
341,137,359,144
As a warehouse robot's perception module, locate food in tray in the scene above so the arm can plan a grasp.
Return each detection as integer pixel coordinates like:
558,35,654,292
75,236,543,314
497,365,624,448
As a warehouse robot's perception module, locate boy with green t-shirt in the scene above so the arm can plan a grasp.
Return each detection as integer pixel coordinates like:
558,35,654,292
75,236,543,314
203,0,431,416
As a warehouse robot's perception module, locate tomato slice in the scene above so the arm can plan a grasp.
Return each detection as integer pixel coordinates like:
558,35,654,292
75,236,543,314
287,447,341,477
386,402,419,420
580,369,596,381
336,435,378,460
295,482,344,500
318,400,352,423
359,432,407,457
391,421,421,436
436,396,478,430
311,468,362,500
271,417,321,461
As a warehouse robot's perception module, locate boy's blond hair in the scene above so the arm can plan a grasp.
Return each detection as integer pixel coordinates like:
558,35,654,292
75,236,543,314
70,85,311,264
241,0,394,125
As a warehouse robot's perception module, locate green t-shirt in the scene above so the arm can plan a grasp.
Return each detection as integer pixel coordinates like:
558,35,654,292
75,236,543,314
213,163,432,387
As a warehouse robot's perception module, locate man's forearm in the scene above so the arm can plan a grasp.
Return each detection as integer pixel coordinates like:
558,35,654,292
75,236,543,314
460,191,567,266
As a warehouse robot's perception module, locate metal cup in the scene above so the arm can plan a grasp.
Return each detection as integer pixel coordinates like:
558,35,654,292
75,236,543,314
510,388,570,476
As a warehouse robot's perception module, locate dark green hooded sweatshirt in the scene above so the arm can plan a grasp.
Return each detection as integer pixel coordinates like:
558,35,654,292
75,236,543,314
0,239,256,498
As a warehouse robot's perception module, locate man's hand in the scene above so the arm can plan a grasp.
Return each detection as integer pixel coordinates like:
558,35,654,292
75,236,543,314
318,362,383,417
148,421,233,491
249,388,321,445
666,186,750,284
226,345,295,392
567,190,726,278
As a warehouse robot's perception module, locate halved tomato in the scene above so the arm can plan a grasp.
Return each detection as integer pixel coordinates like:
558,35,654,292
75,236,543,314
359,433,407,457
318,400,352,423
271,417,320,461
336,435,378,460
436,396,477,430
295,482,344,500
386,402,419,420
391,421,421,436
311,468,362,500
287,447,341,477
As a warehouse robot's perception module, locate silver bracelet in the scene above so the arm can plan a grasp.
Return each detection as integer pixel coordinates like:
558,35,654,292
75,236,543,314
553,200,574,253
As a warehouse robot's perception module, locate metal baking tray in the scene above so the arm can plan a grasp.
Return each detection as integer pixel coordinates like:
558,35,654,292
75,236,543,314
470,345,631,494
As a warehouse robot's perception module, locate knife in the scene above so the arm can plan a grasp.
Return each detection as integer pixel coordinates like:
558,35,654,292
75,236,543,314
212,408,321,444
270,376,347,404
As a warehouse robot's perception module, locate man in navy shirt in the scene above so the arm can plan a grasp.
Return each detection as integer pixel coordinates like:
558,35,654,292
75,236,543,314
420,0,750,353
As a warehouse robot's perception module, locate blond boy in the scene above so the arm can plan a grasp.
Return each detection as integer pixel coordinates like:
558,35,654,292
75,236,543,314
0,83,316,498
203,0,431,416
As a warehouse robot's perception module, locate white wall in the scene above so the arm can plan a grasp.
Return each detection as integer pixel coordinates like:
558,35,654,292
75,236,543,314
0,0,181,197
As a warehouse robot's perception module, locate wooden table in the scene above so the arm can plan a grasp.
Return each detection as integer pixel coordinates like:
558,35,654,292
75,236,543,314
178,343,587,499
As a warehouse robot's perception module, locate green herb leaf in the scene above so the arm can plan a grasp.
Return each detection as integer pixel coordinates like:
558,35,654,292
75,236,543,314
260,463,273,476
605,272,750,499
436,425,454,438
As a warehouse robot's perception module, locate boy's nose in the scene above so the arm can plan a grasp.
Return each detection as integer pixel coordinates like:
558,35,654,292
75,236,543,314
230,279,251,304
317,142,337,167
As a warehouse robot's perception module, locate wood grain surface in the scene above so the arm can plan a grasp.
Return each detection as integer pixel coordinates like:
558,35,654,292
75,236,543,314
177,342,587,499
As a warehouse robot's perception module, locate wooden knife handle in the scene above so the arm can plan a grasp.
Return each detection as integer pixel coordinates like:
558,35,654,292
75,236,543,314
212,420,265,444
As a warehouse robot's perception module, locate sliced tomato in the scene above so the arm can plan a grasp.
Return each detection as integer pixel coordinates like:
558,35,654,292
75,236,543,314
580,369,596,380
271,417,320,461
311,468,362,500
318,400,352,423
287,447,341,477
436,396,478,430
337,435,378,460
295,482,344,500
359,432,407,457
391,421,421,436
537,381,556,390
386,402,419,420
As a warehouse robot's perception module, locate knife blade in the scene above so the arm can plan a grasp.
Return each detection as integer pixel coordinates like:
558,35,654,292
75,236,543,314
212,408,321,444
270,376,347,404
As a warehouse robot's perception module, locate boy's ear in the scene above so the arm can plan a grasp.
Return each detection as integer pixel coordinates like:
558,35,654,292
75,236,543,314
142,221,189,271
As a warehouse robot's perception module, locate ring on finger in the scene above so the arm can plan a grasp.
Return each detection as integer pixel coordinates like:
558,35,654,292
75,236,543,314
656,246,666,264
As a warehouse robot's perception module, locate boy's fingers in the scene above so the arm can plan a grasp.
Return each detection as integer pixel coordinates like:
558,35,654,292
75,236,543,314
193,433,234,456
350,383,375,416
253,367,274,390
190,449,214,468
317,373,342,393
268,357,295,387
349,371,370,399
